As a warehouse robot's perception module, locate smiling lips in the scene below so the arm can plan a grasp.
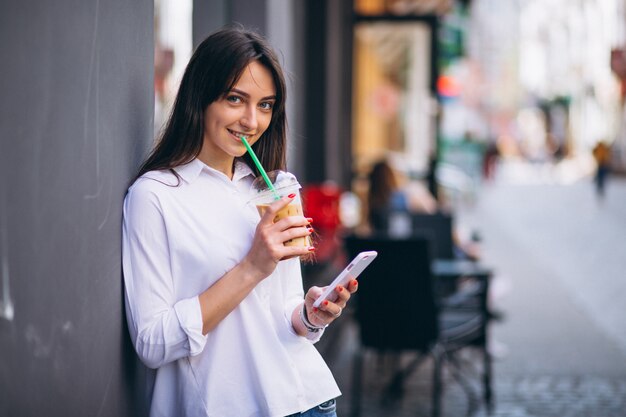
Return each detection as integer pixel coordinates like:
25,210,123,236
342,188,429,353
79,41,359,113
228,129,252,141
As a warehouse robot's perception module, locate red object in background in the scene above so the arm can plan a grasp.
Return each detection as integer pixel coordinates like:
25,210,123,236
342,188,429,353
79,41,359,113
301,183,342,231
302,183,343,264
437,74,461,98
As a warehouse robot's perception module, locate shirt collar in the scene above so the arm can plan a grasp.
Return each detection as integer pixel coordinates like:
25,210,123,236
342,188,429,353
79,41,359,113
232,159,255,182
173,159,204,184
173,158,255,184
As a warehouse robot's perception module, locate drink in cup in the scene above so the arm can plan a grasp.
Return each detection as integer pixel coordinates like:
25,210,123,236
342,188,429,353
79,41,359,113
250,170,311,247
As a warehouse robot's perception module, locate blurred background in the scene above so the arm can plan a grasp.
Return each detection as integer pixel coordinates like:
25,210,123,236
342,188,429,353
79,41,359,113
1,0,626,416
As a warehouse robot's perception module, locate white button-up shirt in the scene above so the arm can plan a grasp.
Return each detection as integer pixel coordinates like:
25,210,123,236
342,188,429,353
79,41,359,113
122,159,340,417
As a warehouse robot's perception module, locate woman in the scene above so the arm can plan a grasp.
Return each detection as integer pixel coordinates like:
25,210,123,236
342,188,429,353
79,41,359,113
367,159,437,233
123,26,357,417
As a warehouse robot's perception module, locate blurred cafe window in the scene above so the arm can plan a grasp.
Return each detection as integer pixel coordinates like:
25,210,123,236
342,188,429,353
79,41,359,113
352,21,436,177
154,0,193,138
355,0,453,16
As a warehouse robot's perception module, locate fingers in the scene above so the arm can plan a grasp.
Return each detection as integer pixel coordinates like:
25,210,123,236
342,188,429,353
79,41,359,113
258,194,295,225
256,192,313,246
247,196,315,278
305,286,324,303
303,284,354,327
273,212,311,231
310,300,343,322
280,244,315,261
259,195,312,230
279,224,313,243
333,284,351,304
320,282,358,316
303,287,333,327
258,195,313,243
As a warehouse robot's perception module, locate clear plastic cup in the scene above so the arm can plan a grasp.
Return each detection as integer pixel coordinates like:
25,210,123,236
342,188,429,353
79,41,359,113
250,170,311,247
249,170,311,247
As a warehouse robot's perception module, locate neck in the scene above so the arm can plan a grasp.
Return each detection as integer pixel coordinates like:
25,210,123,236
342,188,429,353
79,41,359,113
197,152,235,180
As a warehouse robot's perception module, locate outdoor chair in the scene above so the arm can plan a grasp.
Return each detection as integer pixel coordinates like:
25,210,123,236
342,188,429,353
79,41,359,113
410,211,456,260
344,234,493,417
409,212,498,323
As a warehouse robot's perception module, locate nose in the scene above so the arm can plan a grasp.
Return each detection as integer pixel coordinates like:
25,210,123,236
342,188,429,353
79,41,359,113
240,104,258,131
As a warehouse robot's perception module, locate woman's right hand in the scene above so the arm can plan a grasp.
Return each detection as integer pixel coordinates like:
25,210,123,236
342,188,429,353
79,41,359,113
243,194,314,280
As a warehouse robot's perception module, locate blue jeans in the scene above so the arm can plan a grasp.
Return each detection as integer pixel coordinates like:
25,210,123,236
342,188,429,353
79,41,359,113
285,398,337,417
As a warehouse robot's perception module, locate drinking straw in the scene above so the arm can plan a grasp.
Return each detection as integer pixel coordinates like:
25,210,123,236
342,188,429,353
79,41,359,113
240,136,280,200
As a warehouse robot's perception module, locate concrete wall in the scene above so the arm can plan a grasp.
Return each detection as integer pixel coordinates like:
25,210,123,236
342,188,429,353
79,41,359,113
0,1,154,415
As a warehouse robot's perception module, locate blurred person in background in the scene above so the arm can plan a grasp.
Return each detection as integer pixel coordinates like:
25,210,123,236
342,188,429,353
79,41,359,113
366,159,438,232
482,140,500,181
592,140,612,199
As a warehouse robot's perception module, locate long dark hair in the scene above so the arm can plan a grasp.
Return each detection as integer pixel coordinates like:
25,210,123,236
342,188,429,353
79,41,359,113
367,160,398,212
367,160,399,230
134,25,287,183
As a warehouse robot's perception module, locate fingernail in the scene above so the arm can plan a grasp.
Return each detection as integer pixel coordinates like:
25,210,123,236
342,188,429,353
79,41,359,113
323,300,329,306
313,307,318,313
308,246,316,252
288,193,296,199
352,280,358,287
308,227,314,233
336,287,343,292
306,217,314,223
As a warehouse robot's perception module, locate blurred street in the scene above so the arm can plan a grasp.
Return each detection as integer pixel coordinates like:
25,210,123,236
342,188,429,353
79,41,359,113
319,161,626,417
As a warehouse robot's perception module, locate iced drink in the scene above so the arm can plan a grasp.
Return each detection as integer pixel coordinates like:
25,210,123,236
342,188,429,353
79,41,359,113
256,202,310,247
249,171,311,248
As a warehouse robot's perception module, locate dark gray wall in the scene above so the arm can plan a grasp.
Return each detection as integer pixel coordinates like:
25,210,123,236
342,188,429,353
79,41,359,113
230,0,267,34
0,1,153,416
192,0,228,48
193,0,267,48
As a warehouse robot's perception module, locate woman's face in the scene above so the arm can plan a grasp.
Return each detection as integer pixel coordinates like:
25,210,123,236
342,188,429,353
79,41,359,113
200,60,276,171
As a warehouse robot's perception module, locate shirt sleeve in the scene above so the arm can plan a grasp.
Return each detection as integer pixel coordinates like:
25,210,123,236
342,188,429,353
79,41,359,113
279,258,325,343
122,182,208,369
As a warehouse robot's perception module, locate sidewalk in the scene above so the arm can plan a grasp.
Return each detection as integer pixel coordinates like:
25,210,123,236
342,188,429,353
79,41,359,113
313,163,626,417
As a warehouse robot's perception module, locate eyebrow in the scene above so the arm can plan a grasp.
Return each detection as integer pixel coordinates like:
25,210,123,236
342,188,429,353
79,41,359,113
229,88,276,101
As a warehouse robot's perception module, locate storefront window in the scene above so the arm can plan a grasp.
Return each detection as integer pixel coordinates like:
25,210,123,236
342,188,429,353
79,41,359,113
354,0,453,16
352,22,435,175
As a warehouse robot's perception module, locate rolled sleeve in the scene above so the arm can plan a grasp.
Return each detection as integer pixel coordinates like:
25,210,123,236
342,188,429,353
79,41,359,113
280,258,305,324
174,297,208,356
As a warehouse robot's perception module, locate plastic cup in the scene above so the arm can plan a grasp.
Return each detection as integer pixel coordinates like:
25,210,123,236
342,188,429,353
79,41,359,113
249,170,311,247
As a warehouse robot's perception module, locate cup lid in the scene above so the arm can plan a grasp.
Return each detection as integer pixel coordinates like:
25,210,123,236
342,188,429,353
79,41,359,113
251,170,300,193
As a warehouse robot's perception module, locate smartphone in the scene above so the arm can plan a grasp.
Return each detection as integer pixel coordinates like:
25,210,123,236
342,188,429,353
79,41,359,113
312,251,378,308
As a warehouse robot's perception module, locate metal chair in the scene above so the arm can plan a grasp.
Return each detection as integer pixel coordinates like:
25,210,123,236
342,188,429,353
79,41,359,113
410,212,497,325
411,212,495,413
345,235,492,417
410,211,456,260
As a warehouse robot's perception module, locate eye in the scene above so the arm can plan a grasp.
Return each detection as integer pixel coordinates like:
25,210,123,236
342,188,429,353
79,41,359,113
226,95,242,104
259,101,274,111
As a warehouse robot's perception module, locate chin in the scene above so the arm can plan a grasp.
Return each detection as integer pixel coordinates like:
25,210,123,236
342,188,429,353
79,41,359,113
232,146,248,158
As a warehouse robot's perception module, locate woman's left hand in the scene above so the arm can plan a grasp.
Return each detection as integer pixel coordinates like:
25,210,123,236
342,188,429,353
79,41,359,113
303,279,359,327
